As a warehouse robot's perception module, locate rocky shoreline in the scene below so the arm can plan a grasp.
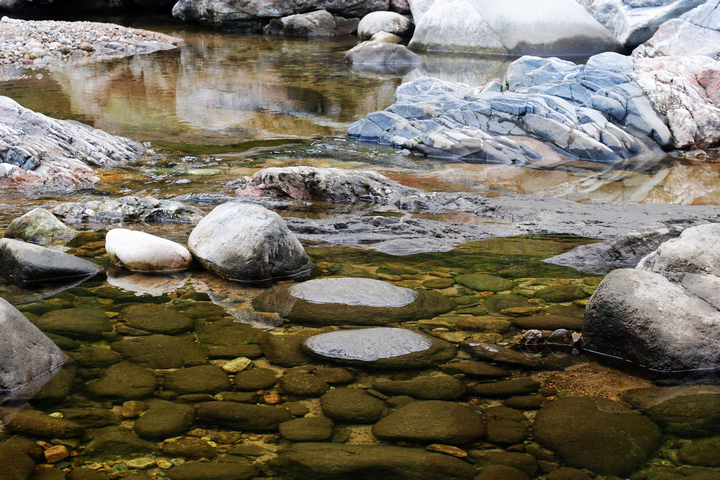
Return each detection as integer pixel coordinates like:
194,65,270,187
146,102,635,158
0,17,181,81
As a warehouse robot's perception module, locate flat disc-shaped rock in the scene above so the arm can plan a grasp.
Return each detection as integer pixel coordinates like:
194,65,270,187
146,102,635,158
34,308,113,340
188,203,312,283
533,397,661,477
106,228,192,273
0,238,101,286
254,277,454,326
302,327,457,368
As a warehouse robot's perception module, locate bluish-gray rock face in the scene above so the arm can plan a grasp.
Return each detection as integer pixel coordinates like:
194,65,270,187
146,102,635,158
349,52,671,164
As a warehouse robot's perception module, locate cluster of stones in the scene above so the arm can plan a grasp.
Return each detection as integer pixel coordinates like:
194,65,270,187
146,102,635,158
0,17,181,78
3,203,720,478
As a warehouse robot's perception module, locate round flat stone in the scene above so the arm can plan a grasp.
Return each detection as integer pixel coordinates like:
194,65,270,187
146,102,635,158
291,277,417,307
302,327,456,368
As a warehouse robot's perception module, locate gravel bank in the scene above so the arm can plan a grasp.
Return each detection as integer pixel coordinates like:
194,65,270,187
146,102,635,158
0,16,182,81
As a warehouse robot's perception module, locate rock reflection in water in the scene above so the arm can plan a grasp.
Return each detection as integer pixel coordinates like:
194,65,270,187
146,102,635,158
106,265,191,297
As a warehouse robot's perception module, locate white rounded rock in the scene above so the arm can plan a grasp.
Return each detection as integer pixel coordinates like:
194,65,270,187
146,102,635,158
358,11,413,40
106,228,192,273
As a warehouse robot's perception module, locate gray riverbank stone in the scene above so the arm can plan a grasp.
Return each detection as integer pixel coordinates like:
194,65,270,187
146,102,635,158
4,208,77,245
0,296,67,391
533,397,661,477
270,442,478,480
302,327,457,368
188,203,312,283
106,228,192,273
372,400,485,445
0,238,102,286
254,277,454,326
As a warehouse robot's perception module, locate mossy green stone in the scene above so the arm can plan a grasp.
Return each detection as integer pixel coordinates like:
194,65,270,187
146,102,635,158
535,284,587,302
456,273,514,292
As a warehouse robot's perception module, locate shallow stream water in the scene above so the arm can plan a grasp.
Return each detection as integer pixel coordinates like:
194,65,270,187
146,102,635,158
1,18,720,480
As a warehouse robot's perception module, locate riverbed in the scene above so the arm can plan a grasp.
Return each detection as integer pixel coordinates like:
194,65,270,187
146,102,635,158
1,17,720,480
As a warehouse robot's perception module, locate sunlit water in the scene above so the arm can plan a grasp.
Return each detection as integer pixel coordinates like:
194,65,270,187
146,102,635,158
1,18,719,479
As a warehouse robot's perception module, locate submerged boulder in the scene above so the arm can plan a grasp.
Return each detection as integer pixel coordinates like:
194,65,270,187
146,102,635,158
533,397,661,477
253,277,454,325
0,296,67,392
270,442,477,480
345,41,423,66
3,208,77,245
408,0,621,55
0,238,102,286
302,327,457,368
106,228,192,273
188,202,313,283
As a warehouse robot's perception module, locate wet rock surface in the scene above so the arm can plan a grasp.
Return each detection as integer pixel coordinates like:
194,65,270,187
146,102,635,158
3,207,77,245
302,327,457,367
188,202,313,283
52,196,205,225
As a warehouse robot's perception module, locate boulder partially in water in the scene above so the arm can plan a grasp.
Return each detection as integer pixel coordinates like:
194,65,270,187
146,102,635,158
357,11,413,39
270,442,478,480
408,0,621,55
263,10,339,37
345,41,423,66
301,327,457,368
106,228,192,273
584,224,720,372
188,202,313,283
533,396,661,477
0,296,67,392
3,208,77,245
253,277,454,325
0,95,143,191
52,196,204,225
0,238,102,286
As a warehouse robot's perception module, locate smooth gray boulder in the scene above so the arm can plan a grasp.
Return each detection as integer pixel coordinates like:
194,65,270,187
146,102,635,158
344,41,423,66
0,238,102,286
301,327,457,368
583,268,720,372
408,0,621,55
0,95,143,191
638,223,720,275
582,0,708,49
264,10,339,37
3,208,77,245
253,277,454,325
0,296,67,391
270,443,477,480
52,195,204,224
357,11,412,39
106,228,192,273
188,202,312,283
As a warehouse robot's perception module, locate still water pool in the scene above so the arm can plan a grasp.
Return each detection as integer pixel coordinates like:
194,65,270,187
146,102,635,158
1,18,719,480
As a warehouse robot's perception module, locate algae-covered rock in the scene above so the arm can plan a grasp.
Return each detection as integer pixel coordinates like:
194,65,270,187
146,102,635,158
4,208,77,245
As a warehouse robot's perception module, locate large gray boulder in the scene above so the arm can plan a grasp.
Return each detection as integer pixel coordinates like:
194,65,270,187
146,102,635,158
264,10,339,37
349,53,672,163
344,41,423,66
52,196,205,224
0,95,143,191
357,11,412,39
0,296,67,391
188,203,313,283
408,0,621,55
581,0,708,49
0,238,102,286
583,223,720,372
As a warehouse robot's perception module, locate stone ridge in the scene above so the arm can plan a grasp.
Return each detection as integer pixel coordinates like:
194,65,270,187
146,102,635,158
348,52,673,164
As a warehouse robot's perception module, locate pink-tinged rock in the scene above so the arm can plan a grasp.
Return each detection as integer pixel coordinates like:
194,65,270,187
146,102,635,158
633,56,720,148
